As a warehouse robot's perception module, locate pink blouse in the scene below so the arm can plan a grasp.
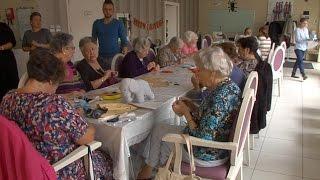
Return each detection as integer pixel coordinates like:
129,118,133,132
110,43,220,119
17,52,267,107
181,43,198,56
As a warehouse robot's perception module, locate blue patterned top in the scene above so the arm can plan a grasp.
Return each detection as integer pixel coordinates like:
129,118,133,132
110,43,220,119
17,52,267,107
184,79,241,161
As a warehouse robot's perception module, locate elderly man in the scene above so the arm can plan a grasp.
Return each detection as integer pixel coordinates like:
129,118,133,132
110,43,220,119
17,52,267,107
156,36,184,67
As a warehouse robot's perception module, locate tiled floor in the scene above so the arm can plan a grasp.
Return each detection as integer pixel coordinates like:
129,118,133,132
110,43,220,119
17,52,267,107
244,62,320,180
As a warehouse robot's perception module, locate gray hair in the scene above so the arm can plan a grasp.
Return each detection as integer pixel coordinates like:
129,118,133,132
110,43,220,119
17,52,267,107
168,37,184,49
183,31,198,43
133,37,150,53
79,36,96,52
50,32,73,54
194,47,233,78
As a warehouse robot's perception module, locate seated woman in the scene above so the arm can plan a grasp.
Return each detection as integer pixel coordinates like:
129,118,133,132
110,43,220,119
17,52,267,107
0,50,113,179
137,47,241,179
257,25,272,61
237,36,260,77
217,42,246,90
182,31,198,57
156,36,184,68
76,37,118,91
119,37,160,78
50,32,86,94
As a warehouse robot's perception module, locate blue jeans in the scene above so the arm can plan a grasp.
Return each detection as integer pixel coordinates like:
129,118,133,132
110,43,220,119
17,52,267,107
292,49,305,76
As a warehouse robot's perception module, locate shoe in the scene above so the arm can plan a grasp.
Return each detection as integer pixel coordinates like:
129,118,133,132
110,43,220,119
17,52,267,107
303,75,308,80
291,74,299,78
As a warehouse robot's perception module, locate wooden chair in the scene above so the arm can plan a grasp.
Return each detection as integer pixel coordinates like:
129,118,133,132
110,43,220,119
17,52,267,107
204,34,213,47
267,43,276,64
201,39,209,49
162,89,256,180
242,71,258,161
111,53,125,71
0,115,101,180
270,45,285,96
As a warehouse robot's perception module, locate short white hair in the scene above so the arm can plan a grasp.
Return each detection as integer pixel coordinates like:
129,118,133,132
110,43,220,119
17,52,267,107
194,47,233,77
183,31,198,43
133,37,150,53
168,37,184,49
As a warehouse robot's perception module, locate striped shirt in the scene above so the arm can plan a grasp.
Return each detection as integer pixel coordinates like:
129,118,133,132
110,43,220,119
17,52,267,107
258,36,272,61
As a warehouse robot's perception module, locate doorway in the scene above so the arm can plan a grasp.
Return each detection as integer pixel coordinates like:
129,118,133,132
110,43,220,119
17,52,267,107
163,1,180,44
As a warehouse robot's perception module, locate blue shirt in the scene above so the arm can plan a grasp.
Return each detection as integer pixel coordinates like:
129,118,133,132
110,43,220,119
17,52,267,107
184,80,241,161
92,18,128,58
295,27,309,51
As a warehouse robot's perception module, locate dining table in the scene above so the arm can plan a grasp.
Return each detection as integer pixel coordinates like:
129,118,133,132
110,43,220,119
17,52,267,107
85,63,195,180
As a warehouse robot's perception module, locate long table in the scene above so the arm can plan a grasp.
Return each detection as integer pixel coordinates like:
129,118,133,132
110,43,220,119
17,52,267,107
86,65,194,180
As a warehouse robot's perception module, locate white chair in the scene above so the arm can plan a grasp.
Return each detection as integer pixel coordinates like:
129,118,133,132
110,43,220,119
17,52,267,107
242,71,258,161
270,46,285,97
204,34,213,47
279,41,287,80
53,141,102,180
18,72,29,88
201,39,209,49
267,43,276,64
111,53,125,71
162,89,256,180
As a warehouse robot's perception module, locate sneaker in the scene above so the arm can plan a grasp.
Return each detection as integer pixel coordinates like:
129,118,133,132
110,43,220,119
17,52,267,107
291,74,299,78
303,76,308,80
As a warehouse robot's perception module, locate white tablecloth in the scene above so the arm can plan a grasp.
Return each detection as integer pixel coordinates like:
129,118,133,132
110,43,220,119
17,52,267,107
86,65,194,180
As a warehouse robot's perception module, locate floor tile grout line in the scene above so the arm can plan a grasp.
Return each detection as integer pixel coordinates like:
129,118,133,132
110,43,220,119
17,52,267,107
252,169,303,178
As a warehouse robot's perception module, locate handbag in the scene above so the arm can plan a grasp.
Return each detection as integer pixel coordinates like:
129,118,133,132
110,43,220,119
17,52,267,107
155,134,202,180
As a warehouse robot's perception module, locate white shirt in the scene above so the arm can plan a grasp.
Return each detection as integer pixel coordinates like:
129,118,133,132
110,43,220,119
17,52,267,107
295,27,309,51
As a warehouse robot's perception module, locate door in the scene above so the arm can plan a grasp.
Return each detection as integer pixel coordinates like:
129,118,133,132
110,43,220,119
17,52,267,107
67,0,103,61
163,1,179,44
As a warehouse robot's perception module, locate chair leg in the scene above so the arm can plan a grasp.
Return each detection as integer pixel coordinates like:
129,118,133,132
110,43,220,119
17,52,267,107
250,134,254,150
278,78,281,97
244,134,251,166
236,165,243,180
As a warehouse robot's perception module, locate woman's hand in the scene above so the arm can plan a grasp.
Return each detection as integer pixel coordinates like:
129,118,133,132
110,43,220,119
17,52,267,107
104,70,118,79
147,62,156,71
172,100,190,117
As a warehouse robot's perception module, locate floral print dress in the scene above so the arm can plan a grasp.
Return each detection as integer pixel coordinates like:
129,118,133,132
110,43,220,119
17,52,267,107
0,91,113,180
184,79,241,162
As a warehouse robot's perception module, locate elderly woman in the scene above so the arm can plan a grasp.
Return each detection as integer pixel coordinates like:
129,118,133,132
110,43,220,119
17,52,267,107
119,37,160,78
137,47,241,179
181,31,198,57
237,36,260,77
0,50,113,179
155,36,184,67
76,37,118,91
50,32,86,94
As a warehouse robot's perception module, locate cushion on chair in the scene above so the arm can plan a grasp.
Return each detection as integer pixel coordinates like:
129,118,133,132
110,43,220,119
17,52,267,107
181,162,229,180
273,49,284,71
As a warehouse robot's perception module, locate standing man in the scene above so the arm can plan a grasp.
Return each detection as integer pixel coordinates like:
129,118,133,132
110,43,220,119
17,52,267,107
92,0,128,69
291,18,310,80
22,12,52,53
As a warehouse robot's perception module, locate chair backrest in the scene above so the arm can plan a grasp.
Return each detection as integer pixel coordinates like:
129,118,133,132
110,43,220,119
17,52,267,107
111,53,125,71
270,45,285,74
148,48,157,60
201,39,208,49
18,72,29,88
267,42,276,63
242,71,258,98
280,41,287,50
204,34,213,47
127,41,133,52
0,115,56,179
232,89,256,161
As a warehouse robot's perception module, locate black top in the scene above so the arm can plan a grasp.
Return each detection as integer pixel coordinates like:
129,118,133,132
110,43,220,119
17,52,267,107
119,51,151,78
0,22,19,100
76,58,117,91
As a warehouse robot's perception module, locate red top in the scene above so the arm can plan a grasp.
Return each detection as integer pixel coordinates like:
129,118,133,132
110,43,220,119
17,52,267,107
0,115,57,180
